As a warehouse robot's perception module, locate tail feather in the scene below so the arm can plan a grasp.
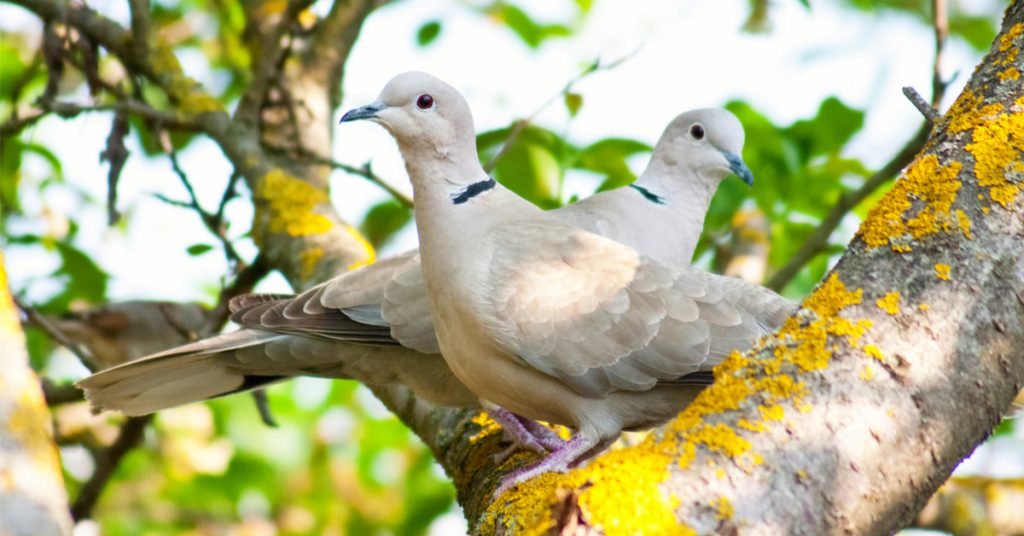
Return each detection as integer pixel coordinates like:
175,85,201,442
77,330,287,415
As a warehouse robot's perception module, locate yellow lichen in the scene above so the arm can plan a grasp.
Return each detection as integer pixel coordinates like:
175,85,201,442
999,66,1021,81
469,411,502,444
863,344,885,362
995,23,1023,66
859,365,875,381
965,105,1024,209
713,496,734,520
955,209,973,239
491,275,871,534
935,263,952,281
298,247,323,281
145,36,224,116
857,154,963,251
344,225,377,271
875,292,901,315
918,303,930,311
253,169,333,243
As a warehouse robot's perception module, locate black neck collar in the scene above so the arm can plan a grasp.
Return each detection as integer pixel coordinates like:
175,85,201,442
452,177,497,205
629,183,666,205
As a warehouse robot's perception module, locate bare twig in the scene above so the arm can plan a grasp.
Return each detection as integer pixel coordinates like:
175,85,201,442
70,415,152,521
931,0,949,107
767,122,931,291
903,86,942,122
38,98,199,130
100,111,130,225
163,145,243,266
483,49,640,173
205,254,271,333
14,296,98,372
281,148,413,208
42,379,85,406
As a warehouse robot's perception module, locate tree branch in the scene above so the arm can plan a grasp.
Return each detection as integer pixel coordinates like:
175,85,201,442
766,121,930,291
70,415,152,521
483,50,639,173
14,295,98,372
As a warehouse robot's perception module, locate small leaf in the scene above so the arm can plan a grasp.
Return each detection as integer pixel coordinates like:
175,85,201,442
564,92,583,118
416,20,442,46
361,200,412,247
186,243,214,256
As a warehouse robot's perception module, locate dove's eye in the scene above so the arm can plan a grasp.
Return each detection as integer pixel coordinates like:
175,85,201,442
690,124,705,140
417,94,434,110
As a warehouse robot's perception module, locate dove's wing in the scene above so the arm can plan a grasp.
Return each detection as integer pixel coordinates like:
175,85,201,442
485,219,769,398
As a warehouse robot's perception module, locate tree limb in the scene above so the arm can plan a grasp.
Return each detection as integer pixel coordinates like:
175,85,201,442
70,415,152,521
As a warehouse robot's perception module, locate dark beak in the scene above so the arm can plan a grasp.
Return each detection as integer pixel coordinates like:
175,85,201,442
723,152,754,187
340,102,386,123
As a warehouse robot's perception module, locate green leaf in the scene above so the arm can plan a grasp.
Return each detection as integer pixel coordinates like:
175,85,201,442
573,137,652,192
1,136,23,215
416,20,442,46
491,3,573,48
564,92,583,118
949,15,999,52
786,96,864,160
186,243,214,256
43,241,109,311
361,200,413,247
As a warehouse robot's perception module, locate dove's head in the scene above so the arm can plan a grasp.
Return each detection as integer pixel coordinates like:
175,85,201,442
649,108,753,187
340,72,476,157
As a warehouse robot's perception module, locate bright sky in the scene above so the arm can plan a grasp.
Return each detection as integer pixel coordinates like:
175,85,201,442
3,0,1019,505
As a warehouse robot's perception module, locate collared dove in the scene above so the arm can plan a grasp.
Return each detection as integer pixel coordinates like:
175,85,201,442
333,71,790,491
77,101,787,419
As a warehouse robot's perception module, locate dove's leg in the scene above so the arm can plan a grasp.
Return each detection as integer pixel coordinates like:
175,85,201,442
489,408,559,463
492,433,598,498
520,419,567,451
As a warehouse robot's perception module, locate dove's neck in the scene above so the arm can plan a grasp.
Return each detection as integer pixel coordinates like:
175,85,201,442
627,158,720,264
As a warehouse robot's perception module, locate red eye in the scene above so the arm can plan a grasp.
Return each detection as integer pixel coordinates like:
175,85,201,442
417,94,434,109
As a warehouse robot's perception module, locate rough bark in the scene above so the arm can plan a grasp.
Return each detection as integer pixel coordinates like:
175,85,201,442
0,252,74,536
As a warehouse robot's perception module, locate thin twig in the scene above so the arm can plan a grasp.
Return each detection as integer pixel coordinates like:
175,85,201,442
286,149,414,208
205,254,271,333
37,98,199,130
767,122,931,291
14,296,98,372
42,379,85,406
931,0,949,107
70,415,152,521
163,146,243,265
483,49,640,173
903,87,942,123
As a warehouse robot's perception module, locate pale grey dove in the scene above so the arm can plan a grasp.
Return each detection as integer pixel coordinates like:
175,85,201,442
77,97,787,421
331,72,791,492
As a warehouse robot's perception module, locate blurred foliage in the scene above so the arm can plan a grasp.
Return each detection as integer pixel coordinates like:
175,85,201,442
0,0,1014,534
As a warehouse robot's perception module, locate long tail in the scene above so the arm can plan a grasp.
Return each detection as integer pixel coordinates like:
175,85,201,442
76,330,288,415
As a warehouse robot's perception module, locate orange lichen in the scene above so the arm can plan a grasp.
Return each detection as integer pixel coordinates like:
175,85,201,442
935,263,952,281
858,155,963,251
875,292,901,315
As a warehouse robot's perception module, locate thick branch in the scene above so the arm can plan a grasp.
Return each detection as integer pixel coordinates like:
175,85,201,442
0,256,74,536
